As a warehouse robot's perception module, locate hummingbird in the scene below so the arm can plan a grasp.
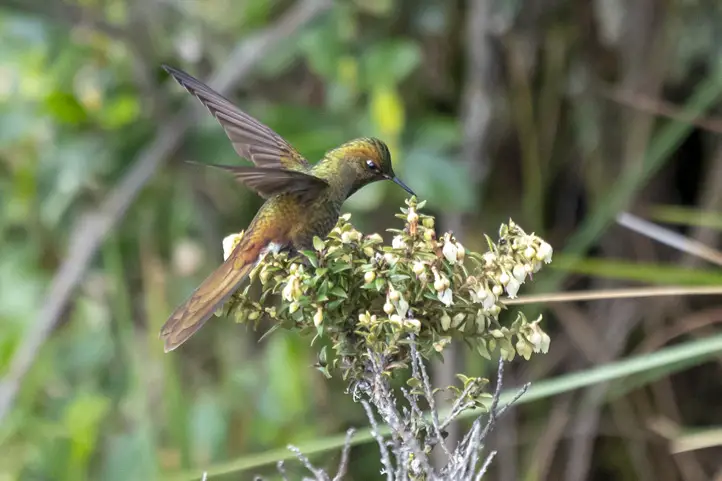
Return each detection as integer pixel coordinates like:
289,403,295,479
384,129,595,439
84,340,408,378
159,65,415,352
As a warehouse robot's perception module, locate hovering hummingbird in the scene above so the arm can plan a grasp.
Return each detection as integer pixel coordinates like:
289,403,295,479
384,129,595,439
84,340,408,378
159,65,415,352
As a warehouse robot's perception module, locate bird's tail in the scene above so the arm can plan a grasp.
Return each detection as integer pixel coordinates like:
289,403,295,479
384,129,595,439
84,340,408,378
159,239,262,352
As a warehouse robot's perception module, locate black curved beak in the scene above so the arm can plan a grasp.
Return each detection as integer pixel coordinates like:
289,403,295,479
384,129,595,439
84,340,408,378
388,175,416,196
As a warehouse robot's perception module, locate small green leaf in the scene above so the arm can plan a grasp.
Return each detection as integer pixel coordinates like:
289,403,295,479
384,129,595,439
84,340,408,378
327,298,346,310
300,250,318,267
313,236,326,251
406,377,422,388
319,345,329,365
316,365,332,379
455,374,472,385
330,263,352,274
329,286,348,298
476,340,491,360
317,279,329,297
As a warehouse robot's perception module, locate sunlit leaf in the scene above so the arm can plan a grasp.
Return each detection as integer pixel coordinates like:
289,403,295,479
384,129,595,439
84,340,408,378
63,393,110,470
370,85,405,139
98,94,141,129
44,90,88,125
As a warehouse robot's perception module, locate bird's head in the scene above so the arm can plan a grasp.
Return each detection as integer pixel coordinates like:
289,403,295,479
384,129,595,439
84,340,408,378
328,137,415,198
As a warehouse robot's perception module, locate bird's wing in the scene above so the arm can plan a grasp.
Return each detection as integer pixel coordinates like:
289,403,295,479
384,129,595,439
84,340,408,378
163,64,309,170
193,162,329,203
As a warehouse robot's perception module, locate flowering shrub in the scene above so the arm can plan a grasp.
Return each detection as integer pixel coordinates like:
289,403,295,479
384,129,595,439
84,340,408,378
215,197,552,380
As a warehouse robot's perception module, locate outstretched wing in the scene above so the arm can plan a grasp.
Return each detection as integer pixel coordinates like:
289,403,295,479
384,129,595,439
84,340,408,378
163,64,309,171
191,162,329,202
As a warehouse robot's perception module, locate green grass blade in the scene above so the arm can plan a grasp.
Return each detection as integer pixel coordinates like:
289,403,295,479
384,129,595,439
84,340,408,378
648,204,722,230
550,256,722,285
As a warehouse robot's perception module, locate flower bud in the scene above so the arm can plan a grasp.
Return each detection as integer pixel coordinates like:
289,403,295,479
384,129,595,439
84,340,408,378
289,301,300,314
482,291,497,310
492,284,503,296
383,253,399,266
383,302,395,314
407,209,419,224
438,288,453,307
540,332,551,353
388,289,400,302
523,246,536,259
482,252,496,267
529,330,542,350
505,277,521,298
516,339,533,360
512,264,527,283
499,271,510,285
396,297,409,318
281,276,296,301
364,271,376,284
455,242,465,261
422,217,434,229
442,237,458,264
412,262,426,275
405,318,421,331
433,340,447,352
440,312,452,331
392,235,406,249
222,231,244,261
536,241,553,263
313,308,323,327
341,231,352,244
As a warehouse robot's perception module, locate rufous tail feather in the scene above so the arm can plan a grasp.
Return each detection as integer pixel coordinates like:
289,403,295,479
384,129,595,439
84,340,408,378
159,241,263,352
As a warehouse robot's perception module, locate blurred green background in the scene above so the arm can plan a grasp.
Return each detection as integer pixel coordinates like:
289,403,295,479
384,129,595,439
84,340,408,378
2,0,722,480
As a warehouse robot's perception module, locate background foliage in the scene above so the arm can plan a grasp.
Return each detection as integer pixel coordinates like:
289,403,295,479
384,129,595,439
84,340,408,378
1,0,722,480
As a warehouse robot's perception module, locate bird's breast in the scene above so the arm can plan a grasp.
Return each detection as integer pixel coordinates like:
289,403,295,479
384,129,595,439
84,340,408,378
287,194,342,251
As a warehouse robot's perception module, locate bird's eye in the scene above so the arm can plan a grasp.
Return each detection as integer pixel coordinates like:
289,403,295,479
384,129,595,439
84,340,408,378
365,159,377,170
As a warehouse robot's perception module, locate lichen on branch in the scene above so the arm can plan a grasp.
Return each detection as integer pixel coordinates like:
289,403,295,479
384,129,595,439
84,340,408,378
216,197,553,380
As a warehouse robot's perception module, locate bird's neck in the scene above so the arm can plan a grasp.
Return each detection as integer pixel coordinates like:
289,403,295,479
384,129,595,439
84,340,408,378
310,154,361,202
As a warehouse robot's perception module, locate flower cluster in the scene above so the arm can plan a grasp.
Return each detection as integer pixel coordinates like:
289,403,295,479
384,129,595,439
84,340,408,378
217,198,553,379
